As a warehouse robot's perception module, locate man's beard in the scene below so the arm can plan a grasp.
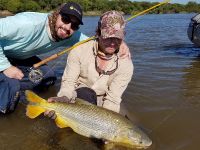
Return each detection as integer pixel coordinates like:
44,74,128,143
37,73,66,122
48,12,63,42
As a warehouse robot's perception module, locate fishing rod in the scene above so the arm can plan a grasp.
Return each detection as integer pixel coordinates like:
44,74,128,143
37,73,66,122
29,0,171,83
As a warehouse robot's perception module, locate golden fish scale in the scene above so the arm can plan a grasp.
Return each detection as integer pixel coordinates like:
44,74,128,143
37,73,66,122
41,102,133,139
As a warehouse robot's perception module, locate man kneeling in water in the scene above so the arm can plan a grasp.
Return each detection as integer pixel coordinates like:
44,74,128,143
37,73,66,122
45,11,133,118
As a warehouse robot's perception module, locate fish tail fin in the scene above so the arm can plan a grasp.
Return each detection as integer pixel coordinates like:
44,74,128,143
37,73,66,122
25,90,46,119
26,105,46,119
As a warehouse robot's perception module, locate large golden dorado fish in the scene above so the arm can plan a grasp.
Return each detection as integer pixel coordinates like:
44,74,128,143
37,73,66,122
25,90,152,149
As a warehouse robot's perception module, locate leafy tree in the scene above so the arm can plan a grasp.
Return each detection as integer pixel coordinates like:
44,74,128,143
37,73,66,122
185,2,200,13
6,0,22,13
21,0,41,11
1,0,200,14
0,0,8,10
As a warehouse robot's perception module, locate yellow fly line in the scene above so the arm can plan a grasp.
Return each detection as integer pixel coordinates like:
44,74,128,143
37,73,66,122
126,0,171,22
33,0,171,69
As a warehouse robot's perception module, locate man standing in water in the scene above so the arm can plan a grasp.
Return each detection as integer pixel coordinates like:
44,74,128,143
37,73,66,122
0,2,130,114
46,11,133,116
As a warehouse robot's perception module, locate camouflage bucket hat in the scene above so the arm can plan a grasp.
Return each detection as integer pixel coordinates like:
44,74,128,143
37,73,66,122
99,11,125,39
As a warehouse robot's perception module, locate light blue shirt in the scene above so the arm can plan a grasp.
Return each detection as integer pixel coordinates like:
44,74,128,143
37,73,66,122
0,12,88,71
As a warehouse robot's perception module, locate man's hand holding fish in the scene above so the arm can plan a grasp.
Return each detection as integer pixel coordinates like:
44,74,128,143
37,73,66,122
44,96,75,119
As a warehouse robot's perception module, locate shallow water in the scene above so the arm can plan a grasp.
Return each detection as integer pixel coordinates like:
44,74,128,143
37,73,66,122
1,13,200,150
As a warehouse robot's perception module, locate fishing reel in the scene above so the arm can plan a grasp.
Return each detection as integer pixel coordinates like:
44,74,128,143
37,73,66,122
28,68,43,84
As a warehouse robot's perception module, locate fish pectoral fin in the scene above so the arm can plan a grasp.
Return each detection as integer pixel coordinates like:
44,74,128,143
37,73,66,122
75,98,93,105
26,105,45,119
55,116,69,128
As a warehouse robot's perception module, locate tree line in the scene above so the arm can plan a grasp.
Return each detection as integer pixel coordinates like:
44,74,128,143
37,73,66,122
0,0,200,15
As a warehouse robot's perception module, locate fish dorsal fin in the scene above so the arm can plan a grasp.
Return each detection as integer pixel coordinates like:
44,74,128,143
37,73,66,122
75,98,94,105
25,90,46,104
55,116,69,128
26,105,45,119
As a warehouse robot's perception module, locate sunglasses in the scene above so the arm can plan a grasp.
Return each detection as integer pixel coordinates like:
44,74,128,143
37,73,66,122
61,15,80,31
101,37,122,45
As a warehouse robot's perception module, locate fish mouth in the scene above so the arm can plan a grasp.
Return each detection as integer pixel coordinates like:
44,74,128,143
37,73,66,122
135,145,152,149
139,140,152,149
134,138,152,149
127,140,152,149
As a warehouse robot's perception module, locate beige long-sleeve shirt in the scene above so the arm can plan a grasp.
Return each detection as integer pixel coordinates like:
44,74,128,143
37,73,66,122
58,40,133,112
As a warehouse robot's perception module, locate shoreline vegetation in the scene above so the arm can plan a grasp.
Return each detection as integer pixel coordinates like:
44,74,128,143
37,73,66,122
0,0,200,17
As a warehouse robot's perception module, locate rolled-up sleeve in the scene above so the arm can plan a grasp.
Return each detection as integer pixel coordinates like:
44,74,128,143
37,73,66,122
57,48,80,99
102,59,134,113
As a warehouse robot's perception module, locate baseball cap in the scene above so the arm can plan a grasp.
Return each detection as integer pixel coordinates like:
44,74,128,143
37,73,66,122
60,2,83,25
99,11,125,39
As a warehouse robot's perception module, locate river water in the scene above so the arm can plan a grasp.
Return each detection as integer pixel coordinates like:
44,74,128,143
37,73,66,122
1,14,200,150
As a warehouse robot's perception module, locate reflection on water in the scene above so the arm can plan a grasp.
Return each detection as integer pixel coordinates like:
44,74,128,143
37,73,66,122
164,43,200,57
1,14,200,150
182,57,200,108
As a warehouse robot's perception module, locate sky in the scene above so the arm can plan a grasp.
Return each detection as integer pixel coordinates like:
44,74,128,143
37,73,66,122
131,0,200,4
